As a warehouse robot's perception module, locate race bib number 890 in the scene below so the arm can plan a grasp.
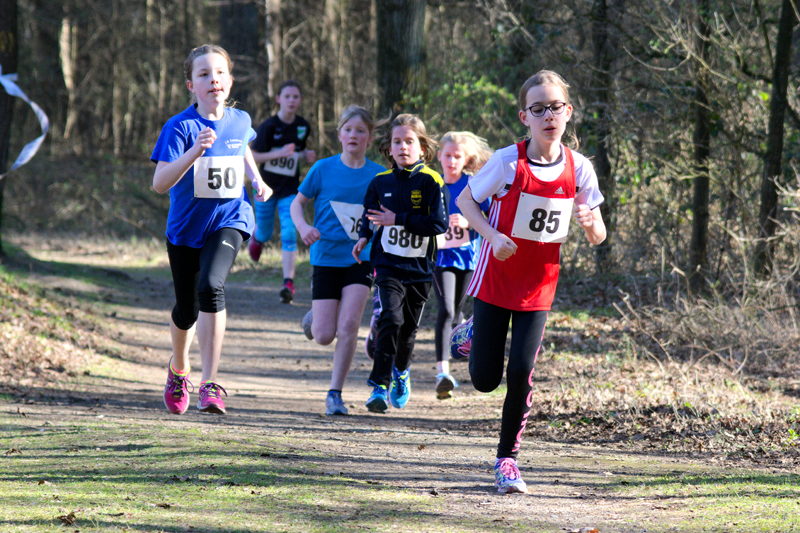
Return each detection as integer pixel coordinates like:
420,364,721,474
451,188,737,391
510,193,573,243
381,225,429,258
193,155,245,199
263,152,300,177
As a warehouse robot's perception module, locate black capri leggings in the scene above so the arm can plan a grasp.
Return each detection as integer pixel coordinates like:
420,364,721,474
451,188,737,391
469,298,548,459
433,267,473,362
166,227,244,330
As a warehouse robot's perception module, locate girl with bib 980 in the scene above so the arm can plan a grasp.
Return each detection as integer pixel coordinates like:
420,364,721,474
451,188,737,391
454,70,606,493
290,106,385,416
352,114,447,414
151,44,271,416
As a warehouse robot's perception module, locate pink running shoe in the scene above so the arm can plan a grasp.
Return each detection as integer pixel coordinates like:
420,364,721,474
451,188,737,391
197,382,228,414
494,457,528,494
163,368,193,415
248,238,263,262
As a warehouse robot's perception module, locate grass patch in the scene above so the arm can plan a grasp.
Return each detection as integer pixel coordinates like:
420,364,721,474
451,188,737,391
0,417,545,533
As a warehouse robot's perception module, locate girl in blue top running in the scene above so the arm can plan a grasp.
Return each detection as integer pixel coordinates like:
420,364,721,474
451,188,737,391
151,44,271,416
290,106,385,415
432,131,492,400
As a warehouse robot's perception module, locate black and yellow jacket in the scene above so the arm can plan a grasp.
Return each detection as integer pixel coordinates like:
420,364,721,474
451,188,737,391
358,161,448,282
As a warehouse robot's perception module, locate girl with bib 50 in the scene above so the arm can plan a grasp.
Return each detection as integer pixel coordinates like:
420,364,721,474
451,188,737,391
151,44,271,415
454,70,606,493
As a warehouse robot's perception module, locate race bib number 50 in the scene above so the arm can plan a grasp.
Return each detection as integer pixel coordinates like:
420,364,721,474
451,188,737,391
381,225,429,258
510,193,574,243
193,155,244,199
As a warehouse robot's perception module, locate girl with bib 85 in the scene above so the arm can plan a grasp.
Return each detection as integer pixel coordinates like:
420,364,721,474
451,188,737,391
151,44,271,416
290,105,386,416
454,70,606,493
352,114,447,414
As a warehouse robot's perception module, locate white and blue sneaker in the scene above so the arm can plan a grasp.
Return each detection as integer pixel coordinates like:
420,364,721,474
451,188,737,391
494,457,528,494
435,372,458,400
325,390,348,416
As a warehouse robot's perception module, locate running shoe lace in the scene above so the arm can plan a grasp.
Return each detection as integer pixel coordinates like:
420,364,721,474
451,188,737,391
166,374,194,398
200,382,228,399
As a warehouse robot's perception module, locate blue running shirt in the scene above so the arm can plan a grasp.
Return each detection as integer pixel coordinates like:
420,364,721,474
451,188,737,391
151,105,257,248
436,173,490,271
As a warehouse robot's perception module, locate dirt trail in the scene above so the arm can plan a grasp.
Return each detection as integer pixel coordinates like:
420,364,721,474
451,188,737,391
5,242,697,533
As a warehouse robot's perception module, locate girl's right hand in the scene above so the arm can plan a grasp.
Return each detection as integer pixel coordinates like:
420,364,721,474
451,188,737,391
279,143,296,157
299,225,321,246
193,127,217,156
490,233,517,261
352,237,368,264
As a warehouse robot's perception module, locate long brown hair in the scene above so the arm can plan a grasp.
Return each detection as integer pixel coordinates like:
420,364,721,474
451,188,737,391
378,113,437,165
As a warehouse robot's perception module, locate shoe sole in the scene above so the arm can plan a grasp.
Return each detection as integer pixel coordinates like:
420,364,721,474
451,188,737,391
198,404,226,415
366,398,388,413
497,484,528,494
435,378,455,400
279,288,293,303
325,408,349,416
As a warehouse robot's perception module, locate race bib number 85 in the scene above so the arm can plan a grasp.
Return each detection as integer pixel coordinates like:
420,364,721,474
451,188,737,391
510,193,573,243
381,225,429,258
193,155,244,199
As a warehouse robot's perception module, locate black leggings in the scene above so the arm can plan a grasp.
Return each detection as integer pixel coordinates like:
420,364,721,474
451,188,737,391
166,228,243,330
469,298,547,459
433,267,473,362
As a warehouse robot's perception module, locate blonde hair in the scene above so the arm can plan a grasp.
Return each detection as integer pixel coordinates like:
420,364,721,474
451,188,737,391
337,105,377,133
438,131,493,174
518,69,578,148
378,113,438,165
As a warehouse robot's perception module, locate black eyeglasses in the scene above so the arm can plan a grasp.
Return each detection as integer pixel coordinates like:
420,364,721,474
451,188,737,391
525,101,567,117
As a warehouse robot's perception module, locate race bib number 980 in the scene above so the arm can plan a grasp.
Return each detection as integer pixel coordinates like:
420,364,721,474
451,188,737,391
193,155,245,199
263,151,300,177
381,225,429,258
510,193,574,243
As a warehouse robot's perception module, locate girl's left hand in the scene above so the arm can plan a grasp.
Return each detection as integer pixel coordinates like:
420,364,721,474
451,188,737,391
450,213,469,229
367,205,396,226
574,203,594,228
305,150,317,164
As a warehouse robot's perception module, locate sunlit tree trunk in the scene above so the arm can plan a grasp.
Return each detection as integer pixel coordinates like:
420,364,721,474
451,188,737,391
754,0,798,276
688,0,711,293
0,0,17,257
375,0,425,114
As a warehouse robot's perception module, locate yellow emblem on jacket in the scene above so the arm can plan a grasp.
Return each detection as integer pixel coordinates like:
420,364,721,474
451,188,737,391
410,189,422,207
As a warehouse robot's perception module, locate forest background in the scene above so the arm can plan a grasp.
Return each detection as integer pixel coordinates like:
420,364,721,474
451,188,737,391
1,0,800,412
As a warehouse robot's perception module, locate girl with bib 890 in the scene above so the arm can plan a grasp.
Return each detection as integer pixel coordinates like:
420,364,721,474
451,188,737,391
454,70,606,493
151,44,271,416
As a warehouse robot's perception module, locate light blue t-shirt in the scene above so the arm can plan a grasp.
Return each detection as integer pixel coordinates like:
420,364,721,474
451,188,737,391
298,155,385,267
151,105,257,247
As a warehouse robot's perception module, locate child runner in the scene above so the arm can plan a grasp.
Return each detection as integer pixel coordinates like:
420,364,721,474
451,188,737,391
352,114,447,413
249,80,317,303
151,44,271,415
290,105,385,415
454,70,606,492
432,131,492,399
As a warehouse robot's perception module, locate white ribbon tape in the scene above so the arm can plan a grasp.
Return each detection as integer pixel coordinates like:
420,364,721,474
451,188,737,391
0,64,50,178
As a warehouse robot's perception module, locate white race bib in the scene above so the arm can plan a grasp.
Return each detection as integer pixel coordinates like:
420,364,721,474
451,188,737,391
436,223,470,249
510,193,573,243
330,200,364,240
263,151,300,177
193,155,245,199
380,225,429,258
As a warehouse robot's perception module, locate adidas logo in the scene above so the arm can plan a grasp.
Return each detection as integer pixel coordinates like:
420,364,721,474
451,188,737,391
554,186,564,195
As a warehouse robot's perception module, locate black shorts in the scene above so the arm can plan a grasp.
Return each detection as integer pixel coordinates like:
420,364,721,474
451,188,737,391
312,263,374,300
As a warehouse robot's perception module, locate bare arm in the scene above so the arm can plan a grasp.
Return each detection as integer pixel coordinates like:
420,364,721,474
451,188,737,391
245,146,272,201
152,127,214,194
575,204,606,245
456,185,517,261
290,192,320,246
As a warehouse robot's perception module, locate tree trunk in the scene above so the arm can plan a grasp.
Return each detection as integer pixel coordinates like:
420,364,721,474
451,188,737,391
688,0,711,293
375,0,425,114
219,0,261,111
753,0,798,276
0,0,18,258
588,0,616,274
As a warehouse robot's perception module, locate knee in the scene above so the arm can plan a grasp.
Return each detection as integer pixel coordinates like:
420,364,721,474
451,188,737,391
469,361,501,393
197,278,225,313
172,304,198,331
336,316,360,341
313,326,336,346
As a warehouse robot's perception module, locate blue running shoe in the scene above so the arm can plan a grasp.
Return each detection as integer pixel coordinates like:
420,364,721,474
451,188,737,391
325,390,348,416
365,384,389,413
494,457,528,494
389,367,411,408
449,316,473,360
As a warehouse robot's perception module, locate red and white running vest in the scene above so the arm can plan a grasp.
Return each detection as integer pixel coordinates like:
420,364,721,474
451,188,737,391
467,142,576,311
